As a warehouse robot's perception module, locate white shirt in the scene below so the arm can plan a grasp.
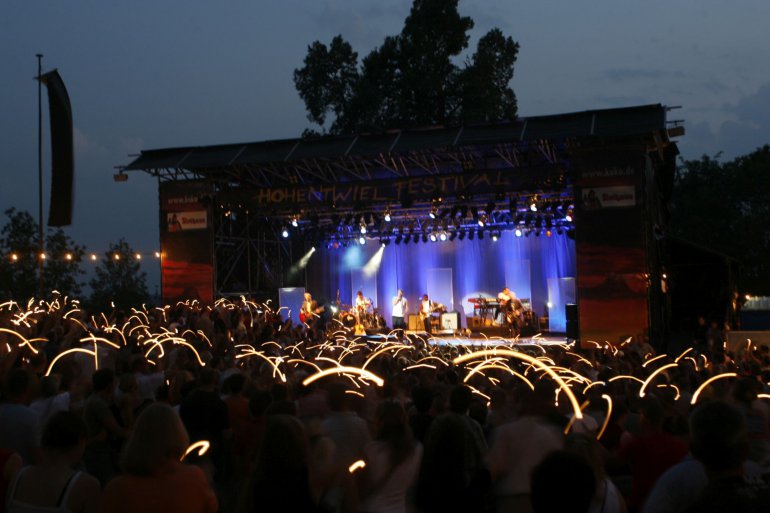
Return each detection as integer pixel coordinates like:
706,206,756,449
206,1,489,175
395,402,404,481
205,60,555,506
392,296,407,317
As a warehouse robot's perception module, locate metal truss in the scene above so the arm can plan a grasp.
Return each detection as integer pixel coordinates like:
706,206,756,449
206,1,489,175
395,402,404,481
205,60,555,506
213,209,292,297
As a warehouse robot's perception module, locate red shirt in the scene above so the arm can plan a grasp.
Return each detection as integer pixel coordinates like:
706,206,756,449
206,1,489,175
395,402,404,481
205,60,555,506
99,463,217,513
619,431,688,511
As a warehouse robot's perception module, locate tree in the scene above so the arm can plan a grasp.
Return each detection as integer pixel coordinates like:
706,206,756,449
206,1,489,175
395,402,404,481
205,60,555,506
0,209,39,299
294,0,519,135
670,145,770,294
88,239,149,311
43,229,85,298
0,208,84,300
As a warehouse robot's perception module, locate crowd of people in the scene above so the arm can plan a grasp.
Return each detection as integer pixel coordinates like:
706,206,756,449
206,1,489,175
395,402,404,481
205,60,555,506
1,295,770,512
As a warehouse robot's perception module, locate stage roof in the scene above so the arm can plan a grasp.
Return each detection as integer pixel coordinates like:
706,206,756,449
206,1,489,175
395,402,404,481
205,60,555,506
123,104,678,189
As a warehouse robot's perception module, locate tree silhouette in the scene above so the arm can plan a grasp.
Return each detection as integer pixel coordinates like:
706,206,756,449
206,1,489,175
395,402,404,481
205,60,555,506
671,145,770,294
88,239,149,311
294,0,519,135
0,208,84,300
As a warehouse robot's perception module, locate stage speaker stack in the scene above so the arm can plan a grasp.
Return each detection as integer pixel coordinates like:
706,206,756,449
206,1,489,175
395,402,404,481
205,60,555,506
566,303,579,340
407,314,423,330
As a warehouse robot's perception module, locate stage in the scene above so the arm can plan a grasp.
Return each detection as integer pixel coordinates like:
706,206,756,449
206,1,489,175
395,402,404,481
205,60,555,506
364,330,570,348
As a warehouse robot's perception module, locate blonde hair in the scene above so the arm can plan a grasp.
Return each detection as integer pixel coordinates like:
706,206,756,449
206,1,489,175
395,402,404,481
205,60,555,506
121,402,190,475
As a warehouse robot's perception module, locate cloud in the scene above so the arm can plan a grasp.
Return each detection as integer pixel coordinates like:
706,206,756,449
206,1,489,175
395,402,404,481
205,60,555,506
73,127,109,157
606,68,687,82
312,0,410,51
678,82,770,160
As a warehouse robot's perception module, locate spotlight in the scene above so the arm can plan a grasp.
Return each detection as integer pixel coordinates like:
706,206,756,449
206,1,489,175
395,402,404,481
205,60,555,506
530,195,538,212
429,233,437,242
358,236,366,245
291,216,299,227
384,208,392,222
478,214,487,227
546,229,552,237
439,232,447,242
429,207,437,219
282,228,289,238
515,228,523,237
360,222,367,234
565,212,573,223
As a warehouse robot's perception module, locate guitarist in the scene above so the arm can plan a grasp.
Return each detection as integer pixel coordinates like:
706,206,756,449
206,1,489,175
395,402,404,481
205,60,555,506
497,287,523,335
301,292,324,328
419,294,434,334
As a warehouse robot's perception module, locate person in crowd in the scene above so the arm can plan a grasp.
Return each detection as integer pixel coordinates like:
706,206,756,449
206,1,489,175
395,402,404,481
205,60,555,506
413,386,490,513
684,400,770,512
408,385,434,445
357,401,422,513
566,434,627,513
320,381,370,512
179,366,230,481
6,411,100,513
487,381,563,513
30,375,71,428
617,396,688,513
237,414,326,513
98,403,217,513
82,369,129,486
0,447,22,513
0,369,42,465
531,450,596,513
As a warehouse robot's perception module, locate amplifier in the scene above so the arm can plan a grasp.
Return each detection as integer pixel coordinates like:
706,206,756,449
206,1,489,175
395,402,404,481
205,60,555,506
407,314,423,330
440,312,461,330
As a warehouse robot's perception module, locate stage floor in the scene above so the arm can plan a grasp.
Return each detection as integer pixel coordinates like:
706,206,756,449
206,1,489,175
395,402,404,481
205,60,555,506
365,331,570,348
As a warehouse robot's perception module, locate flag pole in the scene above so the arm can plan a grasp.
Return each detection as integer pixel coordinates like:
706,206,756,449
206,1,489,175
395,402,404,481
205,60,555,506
36,53,44,298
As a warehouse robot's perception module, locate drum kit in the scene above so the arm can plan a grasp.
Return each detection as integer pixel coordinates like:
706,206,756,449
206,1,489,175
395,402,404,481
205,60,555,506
337,298,379,329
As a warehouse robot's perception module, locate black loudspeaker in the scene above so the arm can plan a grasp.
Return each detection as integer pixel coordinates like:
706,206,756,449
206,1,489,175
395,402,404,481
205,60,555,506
566,303,579,339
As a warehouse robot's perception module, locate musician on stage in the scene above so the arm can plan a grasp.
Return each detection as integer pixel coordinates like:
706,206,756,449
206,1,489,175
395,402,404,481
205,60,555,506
419,294,434,334
354,290,369,320
301,292,322,328
497,286,523,335
391,289,408,336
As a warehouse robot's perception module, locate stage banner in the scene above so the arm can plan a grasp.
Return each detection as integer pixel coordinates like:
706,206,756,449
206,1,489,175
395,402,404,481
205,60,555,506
244,166,564,210
573,145,649,346
159,181,214,304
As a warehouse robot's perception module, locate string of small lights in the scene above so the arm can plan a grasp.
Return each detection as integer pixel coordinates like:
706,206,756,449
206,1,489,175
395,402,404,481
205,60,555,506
3,251,162,263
